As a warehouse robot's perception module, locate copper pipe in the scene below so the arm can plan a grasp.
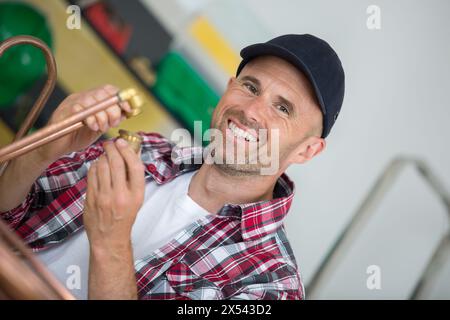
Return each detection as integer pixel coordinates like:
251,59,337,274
0,35,69,300
0,218,74,300
0,36,143,300
0,36,56,174
0,95,120,163
0,88,143,164
0,243,60,299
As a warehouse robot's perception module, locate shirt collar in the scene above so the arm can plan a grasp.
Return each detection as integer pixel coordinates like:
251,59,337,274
217,173,295,241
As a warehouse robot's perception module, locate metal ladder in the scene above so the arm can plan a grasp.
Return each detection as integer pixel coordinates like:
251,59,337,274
306,157,450,299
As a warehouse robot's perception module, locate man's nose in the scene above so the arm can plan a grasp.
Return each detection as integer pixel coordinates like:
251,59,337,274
242,95,266,125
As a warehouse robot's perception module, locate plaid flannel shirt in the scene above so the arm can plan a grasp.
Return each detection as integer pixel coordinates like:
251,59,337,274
1,132,304,300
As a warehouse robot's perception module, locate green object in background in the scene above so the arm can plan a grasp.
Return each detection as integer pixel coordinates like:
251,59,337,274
152,51,219,143
0,2,53,108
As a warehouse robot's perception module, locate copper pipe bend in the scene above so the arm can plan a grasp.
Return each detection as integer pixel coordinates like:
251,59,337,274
0,36,57,175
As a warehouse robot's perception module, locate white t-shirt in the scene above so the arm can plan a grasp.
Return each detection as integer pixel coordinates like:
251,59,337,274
36,170,209,300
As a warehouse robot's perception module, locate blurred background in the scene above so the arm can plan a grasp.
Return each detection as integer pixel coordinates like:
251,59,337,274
0,0,449,299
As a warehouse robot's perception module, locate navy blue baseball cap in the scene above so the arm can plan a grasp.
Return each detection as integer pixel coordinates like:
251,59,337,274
236,34,345,138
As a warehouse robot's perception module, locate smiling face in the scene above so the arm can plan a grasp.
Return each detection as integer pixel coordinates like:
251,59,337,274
209,55,326,176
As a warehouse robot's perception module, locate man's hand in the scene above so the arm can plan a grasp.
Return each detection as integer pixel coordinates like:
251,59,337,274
84,139,145,299
36,84,131,163
0,85,131,213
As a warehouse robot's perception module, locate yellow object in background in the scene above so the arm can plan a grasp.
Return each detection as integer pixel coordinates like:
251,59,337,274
189,16,240,76
0,118,14,147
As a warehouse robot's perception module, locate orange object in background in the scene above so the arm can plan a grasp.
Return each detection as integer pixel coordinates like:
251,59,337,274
84,1,132,55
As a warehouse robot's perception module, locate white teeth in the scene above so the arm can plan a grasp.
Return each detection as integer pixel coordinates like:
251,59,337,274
228,121,257,142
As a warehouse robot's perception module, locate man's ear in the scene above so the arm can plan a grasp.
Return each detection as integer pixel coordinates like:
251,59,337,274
290,136,326,164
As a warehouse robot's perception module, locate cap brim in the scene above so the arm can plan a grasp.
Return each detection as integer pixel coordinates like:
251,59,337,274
237,43,327,116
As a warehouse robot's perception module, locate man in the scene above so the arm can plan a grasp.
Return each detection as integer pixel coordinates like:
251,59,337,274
0,34,344,300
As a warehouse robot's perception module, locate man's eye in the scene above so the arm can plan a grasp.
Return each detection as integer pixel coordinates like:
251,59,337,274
277,104,290,115
243,83,258,95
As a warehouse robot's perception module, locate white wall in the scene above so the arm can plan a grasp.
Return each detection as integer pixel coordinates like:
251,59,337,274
142,0,450,298
246,0,450,299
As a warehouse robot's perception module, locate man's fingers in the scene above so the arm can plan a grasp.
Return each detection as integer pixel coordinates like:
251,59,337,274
71,85,131,133
78,89,108,133
86,161,98,202
96,155,112,191
101,85,131,114
80,94,109,132
72,103,98,132
101,85,132,121
93,88,117,129
119,101,132,114
94,86,128,129
115,139,145,191
103,141,126,189
102,84,119,96
107,105,122,128
94,112,108,133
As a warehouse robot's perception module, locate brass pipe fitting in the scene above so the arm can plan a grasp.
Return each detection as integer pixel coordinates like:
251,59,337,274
118,129,142,154
118,88,144,118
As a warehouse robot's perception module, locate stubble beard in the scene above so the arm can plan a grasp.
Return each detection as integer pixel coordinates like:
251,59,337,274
209,121,267,177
